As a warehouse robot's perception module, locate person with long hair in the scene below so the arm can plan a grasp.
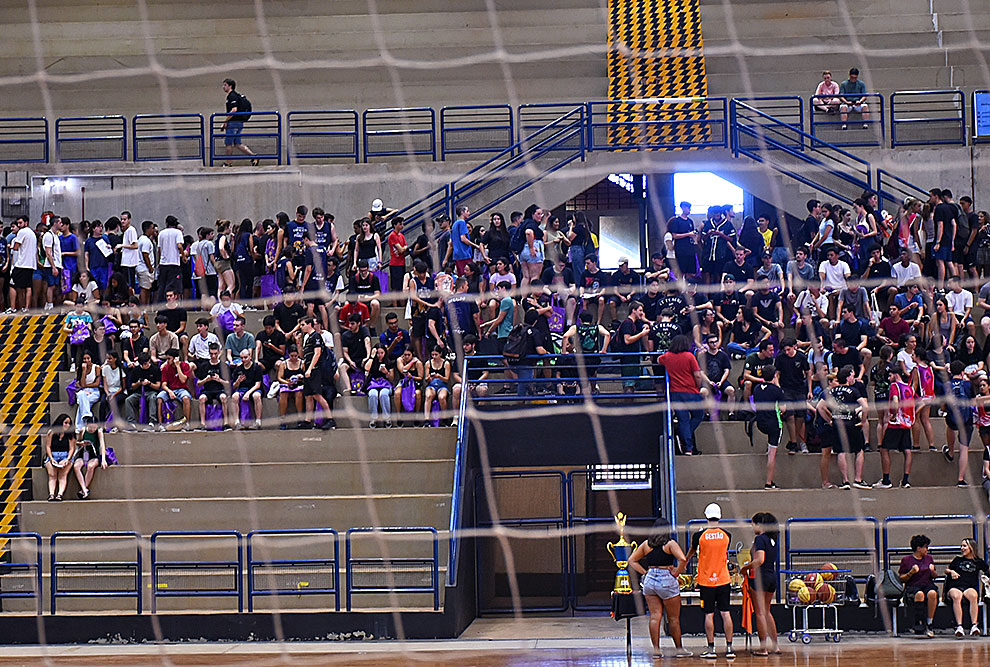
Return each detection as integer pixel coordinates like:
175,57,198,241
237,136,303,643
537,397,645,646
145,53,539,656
945,537,988,637
72,416,107,499
75,351,102,434
740,513,782,655
353,218,382,273
44,414,76,502
627,519,691,658
214,219,236,297
656,334,704,455
975,210,990,278
482,212,511,267
233,218,256,302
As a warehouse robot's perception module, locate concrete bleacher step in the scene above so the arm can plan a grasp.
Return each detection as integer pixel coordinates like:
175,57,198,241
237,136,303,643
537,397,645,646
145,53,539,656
693,420,953,454
676,451,983,491
29,459,455,500
19,494,451,535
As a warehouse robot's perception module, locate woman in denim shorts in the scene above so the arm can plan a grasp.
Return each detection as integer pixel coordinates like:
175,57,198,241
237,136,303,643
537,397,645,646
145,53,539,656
628,519,692,658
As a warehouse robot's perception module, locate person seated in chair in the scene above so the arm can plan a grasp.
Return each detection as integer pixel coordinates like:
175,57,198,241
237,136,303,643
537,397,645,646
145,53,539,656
899,534,938,637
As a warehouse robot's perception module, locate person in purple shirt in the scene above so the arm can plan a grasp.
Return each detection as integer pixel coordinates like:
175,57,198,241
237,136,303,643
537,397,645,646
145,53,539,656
898,534,938,637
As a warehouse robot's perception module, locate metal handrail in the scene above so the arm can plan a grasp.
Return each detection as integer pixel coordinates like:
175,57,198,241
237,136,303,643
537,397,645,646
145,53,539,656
809,93,885,148
286,109,359,164
246,528,339,612
876,168,929,208
890,90,966,148
881,515,978,570
55,115,127,162
150,530,244,613
446,354,471,587
785,517,880,581
50,530,143,614
0,532,43,615
440,104,514,159
0,117,49,163
208,111,282,166
132,113,205,163
362,107,436,162
585,97,729,151
345,526,440,611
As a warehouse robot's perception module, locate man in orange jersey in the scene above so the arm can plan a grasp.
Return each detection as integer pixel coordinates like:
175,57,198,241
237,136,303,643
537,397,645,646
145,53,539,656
685,502,735,660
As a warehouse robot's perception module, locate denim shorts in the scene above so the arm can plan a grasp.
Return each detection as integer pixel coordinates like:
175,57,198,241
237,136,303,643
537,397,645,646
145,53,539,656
641,567,680,600
224,121,244,146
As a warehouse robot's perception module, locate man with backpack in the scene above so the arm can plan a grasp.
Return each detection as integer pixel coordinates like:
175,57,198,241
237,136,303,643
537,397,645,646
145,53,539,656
562,311,611,391
221,78,258,166
503,309,549,397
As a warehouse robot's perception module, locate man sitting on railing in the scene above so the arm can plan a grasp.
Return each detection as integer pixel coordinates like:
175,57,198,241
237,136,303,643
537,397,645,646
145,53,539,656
838,67,870,130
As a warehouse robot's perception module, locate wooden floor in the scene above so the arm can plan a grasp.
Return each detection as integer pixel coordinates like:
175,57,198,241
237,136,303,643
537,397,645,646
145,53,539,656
1,640,989,666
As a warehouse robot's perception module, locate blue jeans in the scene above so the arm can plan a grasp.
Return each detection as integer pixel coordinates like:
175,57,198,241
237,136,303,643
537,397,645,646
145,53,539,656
725,342,752,356
514,364,534,396
670,391,704,453
771,246,790,269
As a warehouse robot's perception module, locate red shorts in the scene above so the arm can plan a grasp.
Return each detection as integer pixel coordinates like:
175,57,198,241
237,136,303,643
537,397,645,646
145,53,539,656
455,258,472,275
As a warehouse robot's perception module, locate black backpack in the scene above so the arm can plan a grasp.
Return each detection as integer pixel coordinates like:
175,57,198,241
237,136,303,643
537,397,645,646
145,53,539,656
503,324,534,360
236,93,252,121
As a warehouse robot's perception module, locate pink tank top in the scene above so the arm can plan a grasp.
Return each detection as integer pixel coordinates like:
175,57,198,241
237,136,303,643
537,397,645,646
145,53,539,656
916,365,934,399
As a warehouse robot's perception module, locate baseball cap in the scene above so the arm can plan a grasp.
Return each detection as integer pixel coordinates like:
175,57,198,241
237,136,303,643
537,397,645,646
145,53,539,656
371,198,385,213
618,256,630,265
704,503,722,520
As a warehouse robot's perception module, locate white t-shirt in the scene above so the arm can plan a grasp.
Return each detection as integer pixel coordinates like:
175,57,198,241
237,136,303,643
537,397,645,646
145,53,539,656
13,227,37,270
663,232,676,259
158,227,183,266
195,239,217,276
188,331,221,360
890,260,921,288
42,230,62,270
137,234,156,273
818,259,850,292
102,363,123,395
72,281,99,304
945,289,973,317
121,225,140,267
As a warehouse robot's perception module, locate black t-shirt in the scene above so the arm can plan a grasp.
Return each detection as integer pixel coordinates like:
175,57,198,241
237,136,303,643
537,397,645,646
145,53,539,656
721,260,754,283
752,533,778,581
274,302,305,333
865,260,892,282
640,292,664,322
128,364,161,391
828,384,863,421
482,228,511,262
340,326,371,363
195,360,227,393
618,318,647,353
121,333,149,361
650,321,681,354
302,331,322,366
775,352,810,393
753,383,784,427
348,272,381,296
753,291,780,322
540,266,575,288
233,362,263,391
699,349,731,383
836,319,867,346
445,295,480,338
157,307,187,334
732,322,761,348
226,90,246,115
611,269,641,293
832,347,862,372
744,352,775,381
717,291,746,321
658,295,688,319
256,329,286,369
947,556,989,590
580,269,606,293
934,202,959,246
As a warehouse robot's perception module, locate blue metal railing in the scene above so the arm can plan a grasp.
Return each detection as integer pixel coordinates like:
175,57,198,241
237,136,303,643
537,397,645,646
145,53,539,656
246,528,339,612
55,115,126,162
517,103,586,150
208,112,282,166
363,107,436,162
446,355,471,587
785,517,879,584
881,515,978,571
151,530,244,613
50,530,143,614
286,110,360,164
891,90,966,147
132,113,205,163
586,97,729,151
0,117,48,163
0,532,43,615
345,527,439,611
475,470,569,613
973,90,990,144
729,96,804,150
876,168,929,209
731,99,870,204
809,93,885,148
440,104,514,159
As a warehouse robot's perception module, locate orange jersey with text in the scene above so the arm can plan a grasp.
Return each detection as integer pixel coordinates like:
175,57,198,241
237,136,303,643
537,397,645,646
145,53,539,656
692,527,732,587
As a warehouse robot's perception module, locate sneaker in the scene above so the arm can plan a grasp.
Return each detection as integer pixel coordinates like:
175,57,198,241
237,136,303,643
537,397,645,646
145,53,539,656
673,648,693,658
44,302,53,310
764,482,779,489
385,421,392,428
926,626,935,638
956,625,965,638
279,424,287,430
841,124,848,130
222,423,232,431
321,418,336,430
3,308,14,314
700,646,717,659
873,479,893,489
838,481,851,490
853,480,871,490
785,441,797,455
254,418,262,430
370,421,377,429
69,363,76,373
970,624,981,636
957,480,968,487
900,480,912,489
725,646,736,660
799,442,809,454
942,444,954,462
863,123,869,129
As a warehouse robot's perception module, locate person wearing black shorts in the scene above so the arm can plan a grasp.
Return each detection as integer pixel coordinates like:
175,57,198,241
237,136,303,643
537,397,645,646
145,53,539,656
194,343,230,430
300,317,334,430
739,513,780,656
876,365,915,489
817,365,870,489
775,337,811,454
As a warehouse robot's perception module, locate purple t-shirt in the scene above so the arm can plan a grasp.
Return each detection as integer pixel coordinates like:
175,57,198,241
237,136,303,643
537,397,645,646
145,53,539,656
899,553,935,587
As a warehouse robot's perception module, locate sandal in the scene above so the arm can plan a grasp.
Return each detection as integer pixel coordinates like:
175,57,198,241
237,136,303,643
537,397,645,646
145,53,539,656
250,158,260,166
822,482,837,489
47,494,55,502
54,494,63,502
751,649,769,657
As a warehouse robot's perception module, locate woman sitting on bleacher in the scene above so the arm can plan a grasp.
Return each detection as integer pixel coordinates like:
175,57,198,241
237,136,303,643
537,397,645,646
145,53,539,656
44,414,75,502
944,537,989,638
74,351,102,434
364,343,394,428
275,344,306,429
72,416,106,500
394,347,424,422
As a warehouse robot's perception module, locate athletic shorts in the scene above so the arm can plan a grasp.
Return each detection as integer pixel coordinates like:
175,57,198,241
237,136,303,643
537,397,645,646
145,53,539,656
756,421,782,449
753,573,778,595
200,389,225,405
781,387,808,415
952,247,967,265
821,421,865,453
641,568,680,600
905,583,938,598
11,267,33,289
136,268,154,290
303,368,324,396
41,267,58,287
411,315,427,338
699,583,732,613
881,426,913,452
934,245,954,262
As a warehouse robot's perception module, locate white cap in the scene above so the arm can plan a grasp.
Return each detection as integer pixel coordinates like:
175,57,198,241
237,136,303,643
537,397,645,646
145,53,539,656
704,502,722,520
371,198,385,213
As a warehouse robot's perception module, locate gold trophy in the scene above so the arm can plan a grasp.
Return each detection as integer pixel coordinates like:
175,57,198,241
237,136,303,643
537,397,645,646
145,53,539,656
606,512,638,593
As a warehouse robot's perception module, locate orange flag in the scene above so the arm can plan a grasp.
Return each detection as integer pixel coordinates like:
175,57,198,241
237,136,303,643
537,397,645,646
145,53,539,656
741,578,754,635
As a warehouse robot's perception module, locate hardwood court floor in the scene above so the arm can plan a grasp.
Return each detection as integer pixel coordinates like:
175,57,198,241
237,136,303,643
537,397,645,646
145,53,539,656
1,639,989,666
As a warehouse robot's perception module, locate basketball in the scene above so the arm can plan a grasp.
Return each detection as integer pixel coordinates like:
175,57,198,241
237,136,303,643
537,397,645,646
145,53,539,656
804,572,823,588
819,583,836,604
797,586,813,604
788,577,807,593
821,563,838,581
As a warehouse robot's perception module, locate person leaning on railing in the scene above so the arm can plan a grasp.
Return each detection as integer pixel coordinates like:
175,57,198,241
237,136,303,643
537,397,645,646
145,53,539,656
655,334,704,456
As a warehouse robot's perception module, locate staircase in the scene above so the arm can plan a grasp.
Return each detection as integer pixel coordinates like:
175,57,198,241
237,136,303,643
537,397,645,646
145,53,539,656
0,315,64,554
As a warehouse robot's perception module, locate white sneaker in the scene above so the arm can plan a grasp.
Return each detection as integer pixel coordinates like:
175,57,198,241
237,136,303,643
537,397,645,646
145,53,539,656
971,624,981,636
956,625,965,638
254,418,262,429
69,364,76,373
44,303,53,310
